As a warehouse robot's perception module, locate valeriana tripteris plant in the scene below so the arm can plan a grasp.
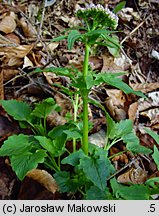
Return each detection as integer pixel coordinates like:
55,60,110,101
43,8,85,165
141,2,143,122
35,3,144,155
75,3,119,154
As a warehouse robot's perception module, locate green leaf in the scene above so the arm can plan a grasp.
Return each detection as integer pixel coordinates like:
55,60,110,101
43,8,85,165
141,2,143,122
54,171,77,193
113,1,126,13
86,29,118,45
116,184,150,200
79,149,114,190
107,35,120,57
34,136,54,153
0,100,31,121
109,120,133,139
10,150,47,180
152,146,159,170
95,73,146,98
50,35,68,42
86,186,114,200
101,34,121,49
146,177,159,188
62,149,85,166
34,67,73,79
64,129,82,140
67,30,81,50
0,134,33,156
48,124,68,139
144,128,159,144
31,98,59,119
86,73,95,90
106,112,116,138
52,133,67,157
126,140,152,154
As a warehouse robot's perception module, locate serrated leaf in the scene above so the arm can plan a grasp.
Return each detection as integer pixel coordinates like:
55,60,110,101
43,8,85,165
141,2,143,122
48,124,68,139
64,129,82,140
80,151,114,190
0,134,33,156
50,35,68,42
113,1,126,13
109,120,133,139
86,186,113,200
10,150,47,180
95,73,146,98
54,171,74,193
86,73,94,89
144,128,159,144
0,100,31,121
106,112,116,138
67,30,81,50
52,133,67,157
62,149,85,166
126,141,152,154
34,136,54,153
34,67,73,79
116,184,150,200
152,146,159,170
31,98,58,119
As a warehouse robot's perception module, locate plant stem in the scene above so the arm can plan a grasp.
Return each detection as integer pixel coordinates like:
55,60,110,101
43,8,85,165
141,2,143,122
82,43,90,155
73,94,79,152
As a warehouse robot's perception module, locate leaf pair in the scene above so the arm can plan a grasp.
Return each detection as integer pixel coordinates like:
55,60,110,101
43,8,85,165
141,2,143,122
55,147,115,197
0,134,47,180
105,113,152,154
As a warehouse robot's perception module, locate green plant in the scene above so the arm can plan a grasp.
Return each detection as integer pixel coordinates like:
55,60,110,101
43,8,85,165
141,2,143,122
0,3,156,199
35,3,145,156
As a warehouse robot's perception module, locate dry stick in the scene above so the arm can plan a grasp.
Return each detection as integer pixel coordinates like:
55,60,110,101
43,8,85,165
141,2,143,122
120,20,145,45
107,157,140,181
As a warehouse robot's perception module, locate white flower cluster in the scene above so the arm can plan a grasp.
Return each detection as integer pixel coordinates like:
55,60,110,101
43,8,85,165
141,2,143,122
77,3,119,29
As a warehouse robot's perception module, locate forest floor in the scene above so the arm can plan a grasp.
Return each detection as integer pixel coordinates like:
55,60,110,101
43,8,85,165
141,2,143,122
0,0,159,199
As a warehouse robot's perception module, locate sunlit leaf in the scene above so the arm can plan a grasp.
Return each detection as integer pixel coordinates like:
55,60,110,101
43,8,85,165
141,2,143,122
11,150,47,180
152,146,159,170
67,30,81,50
113,1,126,13
0,134,32,156
0,100,31,121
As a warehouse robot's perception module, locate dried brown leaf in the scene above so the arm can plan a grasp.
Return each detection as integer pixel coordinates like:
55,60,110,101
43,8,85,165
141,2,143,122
3,69,19,81
0,15,16,34
117,166,147,184
54,93,73,116
8,57,23,66
0,44,34,59
138,91,159,112
5,33,20,44
130,82,159,94
27,169,58,194
19,17,36,38
105,89,127,120
47,110,67,127
128,102,138,122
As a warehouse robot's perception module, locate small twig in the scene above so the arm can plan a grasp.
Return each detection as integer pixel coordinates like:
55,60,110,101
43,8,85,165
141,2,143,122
107,157,139,181
120,20,145,45
120,15,150,45
0,44,19,47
